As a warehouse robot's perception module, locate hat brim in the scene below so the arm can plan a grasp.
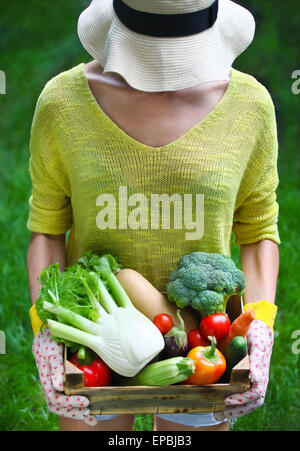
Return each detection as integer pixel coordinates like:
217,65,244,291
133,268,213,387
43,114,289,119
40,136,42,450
78,0,255,92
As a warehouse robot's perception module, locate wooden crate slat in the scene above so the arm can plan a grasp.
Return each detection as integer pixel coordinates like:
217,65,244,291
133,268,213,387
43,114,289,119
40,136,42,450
90,401,227,416
64,360,84,389
65,382,249,400
230,355,250,385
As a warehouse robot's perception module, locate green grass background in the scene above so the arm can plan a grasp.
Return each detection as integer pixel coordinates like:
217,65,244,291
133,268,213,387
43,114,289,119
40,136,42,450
0,0,299,431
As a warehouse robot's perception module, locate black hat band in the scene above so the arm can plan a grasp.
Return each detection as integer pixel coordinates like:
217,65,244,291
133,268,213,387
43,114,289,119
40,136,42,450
113,0,219,38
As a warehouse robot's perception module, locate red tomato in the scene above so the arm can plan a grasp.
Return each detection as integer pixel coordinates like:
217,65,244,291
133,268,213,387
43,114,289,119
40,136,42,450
187,329,209,349
200,313,230,341
153,313,174,335
70,354,112,387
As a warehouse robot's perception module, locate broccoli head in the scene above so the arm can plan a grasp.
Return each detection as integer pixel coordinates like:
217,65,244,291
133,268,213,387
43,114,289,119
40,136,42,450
166,252,246,317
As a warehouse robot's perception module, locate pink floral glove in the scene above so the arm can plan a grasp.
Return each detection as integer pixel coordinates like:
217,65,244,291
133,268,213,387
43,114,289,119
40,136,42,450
216,320,274,421
32,328,97,425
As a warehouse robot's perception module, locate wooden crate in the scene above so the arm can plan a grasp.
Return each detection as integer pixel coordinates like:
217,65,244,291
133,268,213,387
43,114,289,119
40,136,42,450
64,295,250,415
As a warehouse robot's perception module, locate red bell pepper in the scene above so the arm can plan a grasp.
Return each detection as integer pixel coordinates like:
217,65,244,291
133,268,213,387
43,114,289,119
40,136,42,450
70,353,112,387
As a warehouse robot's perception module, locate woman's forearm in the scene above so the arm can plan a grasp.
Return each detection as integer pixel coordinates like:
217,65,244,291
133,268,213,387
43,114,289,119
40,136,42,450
27,232,67,304
240,239,279,305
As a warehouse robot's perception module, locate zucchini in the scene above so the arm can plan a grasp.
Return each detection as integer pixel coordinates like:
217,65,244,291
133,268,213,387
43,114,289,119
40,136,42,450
119,357,196,386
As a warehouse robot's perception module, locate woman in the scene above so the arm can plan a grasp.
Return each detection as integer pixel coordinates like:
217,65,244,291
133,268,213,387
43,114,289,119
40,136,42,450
28,0,279,431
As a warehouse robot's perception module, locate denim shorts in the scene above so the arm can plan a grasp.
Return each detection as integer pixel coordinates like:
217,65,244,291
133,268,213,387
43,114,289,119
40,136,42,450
95,413,226,428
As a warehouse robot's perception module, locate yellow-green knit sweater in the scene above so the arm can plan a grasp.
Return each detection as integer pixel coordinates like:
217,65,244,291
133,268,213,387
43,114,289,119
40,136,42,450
27,63,280,291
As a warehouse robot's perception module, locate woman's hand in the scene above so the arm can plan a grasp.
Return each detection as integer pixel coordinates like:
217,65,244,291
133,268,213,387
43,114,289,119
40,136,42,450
32,328,97,425
216,320,274,420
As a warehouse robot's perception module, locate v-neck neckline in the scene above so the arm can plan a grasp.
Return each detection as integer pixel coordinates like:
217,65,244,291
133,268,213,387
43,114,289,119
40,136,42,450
78,62,238,152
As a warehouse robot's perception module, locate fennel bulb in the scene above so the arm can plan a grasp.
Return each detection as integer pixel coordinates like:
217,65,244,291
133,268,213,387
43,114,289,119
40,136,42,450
36,253,164,377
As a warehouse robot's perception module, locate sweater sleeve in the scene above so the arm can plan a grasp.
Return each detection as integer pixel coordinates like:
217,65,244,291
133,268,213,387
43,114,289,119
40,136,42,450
232,95,280,246
27,89,72,235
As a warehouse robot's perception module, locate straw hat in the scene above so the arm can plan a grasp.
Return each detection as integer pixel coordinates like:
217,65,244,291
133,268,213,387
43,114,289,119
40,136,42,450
78,0,255,92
